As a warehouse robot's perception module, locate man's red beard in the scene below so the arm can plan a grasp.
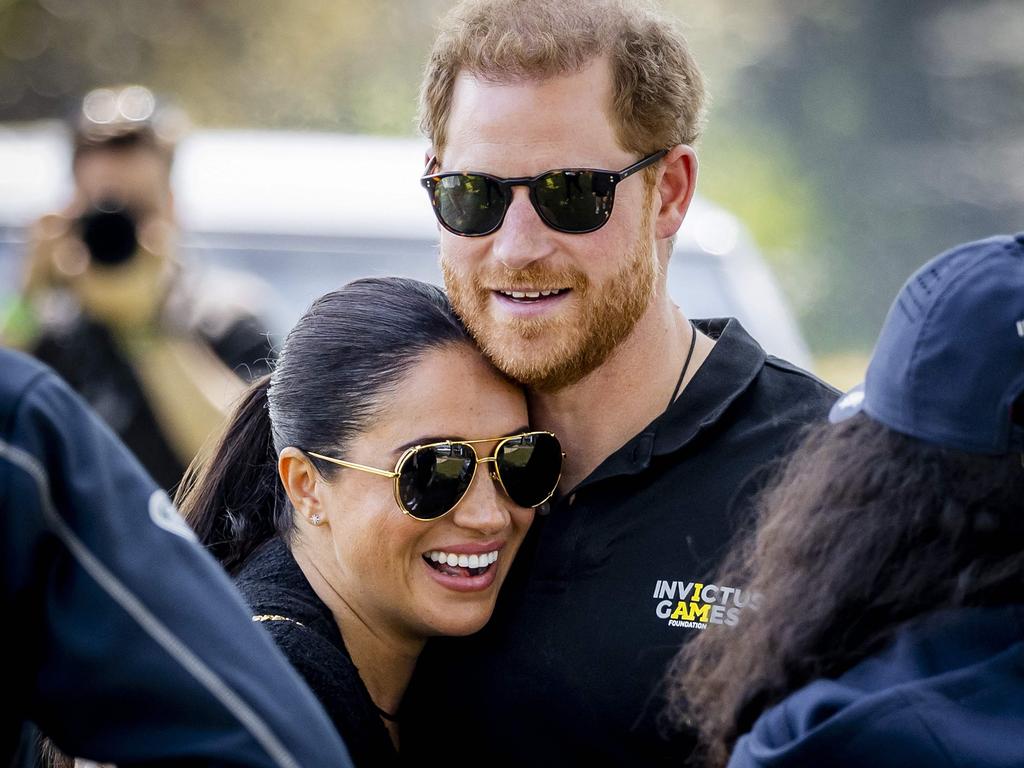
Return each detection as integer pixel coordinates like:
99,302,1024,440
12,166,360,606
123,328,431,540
442,216,659,392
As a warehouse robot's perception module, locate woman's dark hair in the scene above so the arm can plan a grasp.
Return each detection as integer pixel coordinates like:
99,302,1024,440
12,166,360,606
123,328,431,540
665,414,1024,767
37,734,74,768
176,277,474,573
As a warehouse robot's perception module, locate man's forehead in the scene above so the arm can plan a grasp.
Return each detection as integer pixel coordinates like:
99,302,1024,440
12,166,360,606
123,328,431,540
73,148,172,203
74,146,169,178
449,57,613,112
443,60,627,171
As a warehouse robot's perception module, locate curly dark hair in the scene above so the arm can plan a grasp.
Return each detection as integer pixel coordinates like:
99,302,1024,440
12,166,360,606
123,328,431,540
665,413,1024,767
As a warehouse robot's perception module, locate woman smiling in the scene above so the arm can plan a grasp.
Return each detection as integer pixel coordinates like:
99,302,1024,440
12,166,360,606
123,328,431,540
178,277,562,766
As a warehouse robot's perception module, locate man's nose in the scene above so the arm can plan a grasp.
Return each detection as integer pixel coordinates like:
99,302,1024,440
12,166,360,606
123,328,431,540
490,187,556,271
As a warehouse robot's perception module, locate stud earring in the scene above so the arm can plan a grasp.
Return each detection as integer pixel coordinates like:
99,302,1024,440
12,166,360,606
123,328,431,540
310,513,323,526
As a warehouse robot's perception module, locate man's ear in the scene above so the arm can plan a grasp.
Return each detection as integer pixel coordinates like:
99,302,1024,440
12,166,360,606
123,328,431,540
654,144,698,242
279,447,326,526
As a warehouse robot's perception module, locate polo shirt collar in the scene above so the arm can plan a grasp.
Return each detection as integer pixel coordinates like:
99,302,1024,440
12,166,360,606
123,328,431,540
575,318,766,490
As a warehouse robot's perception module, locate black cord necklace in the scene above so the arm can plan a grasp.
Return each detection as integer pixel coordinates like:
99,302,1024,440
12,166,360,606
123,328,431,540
667,322,698,409
374,702,400,723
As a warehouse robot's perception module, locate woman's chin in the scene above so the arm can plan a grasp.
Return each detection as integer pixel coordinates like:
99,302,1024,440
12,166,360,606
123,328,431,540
429,611,494,637
415,591,500,638
411,551,515,636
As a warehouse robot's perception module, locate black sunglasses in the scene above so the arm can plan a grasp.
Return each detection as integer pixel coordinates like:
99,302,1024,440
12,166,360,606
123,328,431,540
420,150,667,237
307,431,563,522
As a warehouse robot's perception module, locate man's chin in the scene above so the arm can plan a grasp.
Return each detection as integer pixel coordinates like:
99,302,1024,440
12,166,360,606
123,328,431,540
491,359,576,392
477,335,586,391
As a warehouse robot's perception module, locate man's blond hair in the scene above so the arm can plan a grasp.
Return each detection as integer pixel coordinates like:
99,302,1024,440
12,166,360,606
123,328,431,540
419,0,706,159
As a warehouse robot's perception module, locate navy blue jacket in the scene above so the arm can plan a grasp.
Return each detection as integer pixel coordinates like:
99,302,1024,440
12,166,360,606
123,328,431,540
729,605,1024,768
1,348,352,767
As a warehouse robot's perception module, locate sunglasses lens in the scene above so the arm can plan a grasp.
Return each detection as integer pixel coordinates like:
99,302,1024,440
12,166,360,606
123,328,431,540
398,443,476,519
431,174,506,236
534,170,615,233
496,433,563,508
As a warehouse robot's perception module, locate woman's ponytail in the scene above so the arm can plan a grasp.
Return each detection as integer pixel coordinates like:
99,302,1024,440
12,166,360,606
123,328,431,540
176,375,289,574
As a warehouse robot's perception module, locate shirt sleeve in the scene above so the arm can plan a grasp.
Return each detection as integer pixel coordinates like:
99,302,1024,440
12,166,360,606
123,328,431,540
1,362,352,767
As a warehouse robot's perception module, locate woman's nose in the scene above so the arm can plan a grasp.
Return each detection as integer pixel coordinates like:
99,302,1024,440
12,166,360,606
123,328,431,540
450,464,513,535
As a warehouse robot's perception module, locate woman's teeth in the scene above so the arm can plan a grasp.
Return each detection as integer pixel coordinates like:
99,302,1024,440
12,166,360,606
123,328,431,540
426,550,498,568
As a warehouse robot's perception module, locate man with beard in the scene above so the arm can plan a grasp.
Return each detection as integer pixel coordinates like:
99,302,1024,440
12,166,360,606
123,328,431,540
402,1,837,765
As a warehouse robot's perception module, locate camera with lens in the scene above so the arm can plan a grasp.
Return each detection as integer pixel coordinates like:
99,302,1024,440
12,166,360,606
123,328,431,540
77,199,139,266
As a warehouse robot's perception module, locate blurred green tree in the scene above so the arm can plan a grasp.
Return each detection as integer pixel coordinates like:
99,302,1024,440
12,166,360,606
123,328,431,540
670,0,1024,353
0,0,447,133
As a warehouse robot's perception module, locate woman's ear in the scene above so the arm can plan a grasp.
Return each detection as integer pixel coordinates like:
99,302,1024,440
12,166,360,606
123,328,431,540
279,447,328,527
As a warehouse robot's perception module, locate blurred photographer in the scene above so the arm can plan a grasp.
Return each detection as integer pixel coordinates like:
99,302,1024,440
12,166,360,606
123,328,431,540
8,85,274,491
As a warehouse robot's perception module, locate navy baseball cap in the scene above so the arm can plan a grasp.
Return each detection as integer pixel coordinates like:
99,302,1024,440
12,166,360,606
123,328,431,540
830,233,1024,455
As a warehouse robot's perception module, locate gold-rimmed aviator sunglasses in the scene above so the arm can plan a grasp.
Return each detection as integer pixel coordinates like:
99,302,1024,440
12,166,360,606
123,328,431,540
306,430,563,522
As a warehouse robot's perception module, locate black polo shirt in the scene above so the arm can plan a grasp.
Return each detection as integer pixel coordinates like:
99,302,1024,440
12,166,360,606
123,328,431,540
402,319,838,767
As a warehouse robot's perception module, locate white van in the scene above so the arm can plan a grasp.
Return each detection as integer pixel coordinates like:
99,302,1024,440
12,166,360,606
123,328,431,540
0,124,812,369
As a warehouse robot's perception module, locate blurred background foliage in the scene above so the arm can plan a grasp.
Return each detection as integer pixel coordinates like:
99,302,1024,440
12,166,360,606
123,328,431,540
1,0,1021,366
